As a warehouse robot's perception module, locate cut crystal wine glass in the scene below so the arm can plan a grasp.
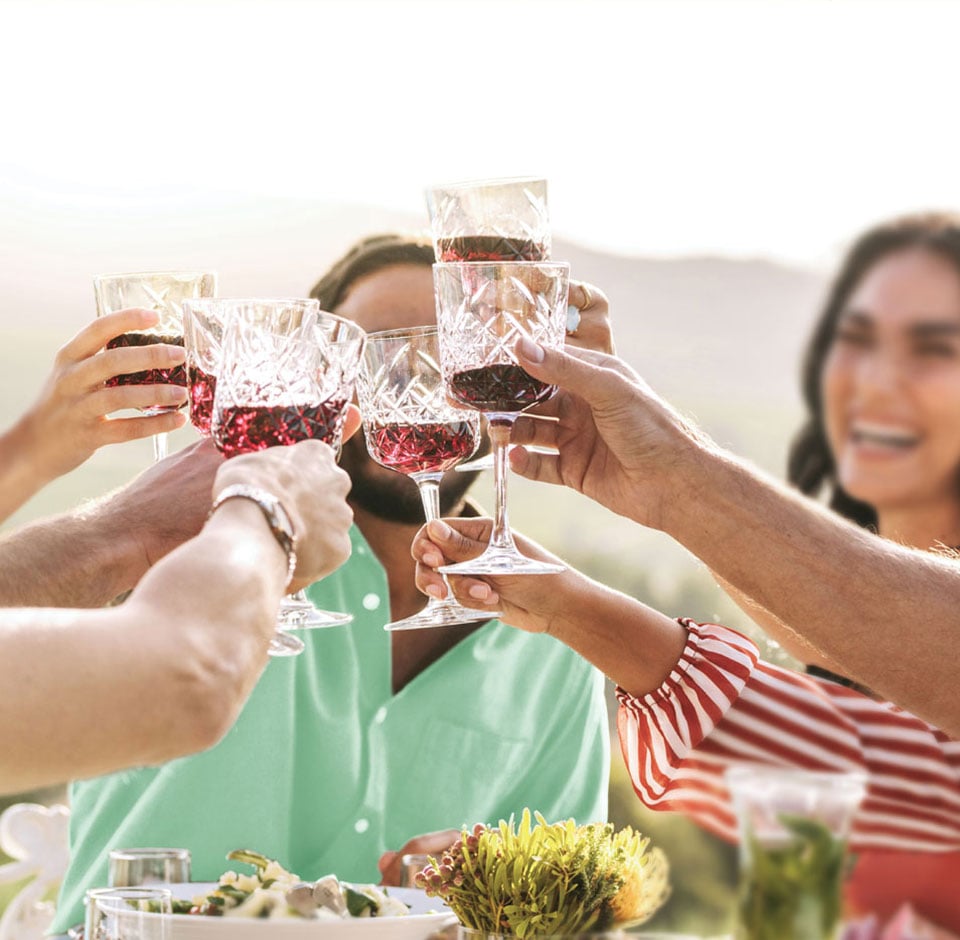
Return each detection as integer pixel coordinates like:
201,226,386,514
357,325,501,630
94,272,217,462
426,177,550,262
211,300,366,655
434,261,569,576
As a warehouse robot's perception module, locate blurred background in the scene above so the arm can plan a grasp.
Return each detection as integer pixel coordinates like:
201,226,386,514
2,0,959,932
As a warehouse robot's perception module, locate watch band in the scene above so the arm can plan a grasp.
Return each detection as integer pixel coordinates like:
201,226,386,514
209,484,297,587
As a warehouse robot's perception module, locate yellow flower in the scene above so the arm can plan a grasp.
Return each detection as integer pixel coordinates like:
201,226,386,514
608,845,670,925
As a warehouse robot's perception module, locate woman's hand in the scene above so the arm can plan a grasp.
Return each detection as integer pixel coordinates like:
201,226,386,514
12,308,188,482
412,517,593,636
564,280,615,355
412,515,689,697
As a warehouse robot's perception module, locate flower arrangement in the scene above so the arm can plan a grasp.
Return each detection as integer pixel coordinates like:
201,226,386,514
416,809,670,938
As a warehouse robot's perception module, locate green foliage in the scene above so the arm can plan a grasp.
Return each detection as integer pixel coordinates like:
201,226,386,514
735,815,846,940
419,810,669,938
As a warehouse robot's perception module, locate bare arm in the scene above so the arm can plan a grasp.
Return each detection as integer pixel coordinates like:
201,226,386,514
0,308,189,523
0,438,355,796
0,439,224,608
412,517,688,697
711,571,839,671
507,340,960,735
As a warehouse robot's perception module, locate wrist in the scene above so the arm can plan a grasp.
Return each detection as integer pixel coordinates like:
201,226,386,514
204,500,289,587
0,418,55,514
209,484,297,588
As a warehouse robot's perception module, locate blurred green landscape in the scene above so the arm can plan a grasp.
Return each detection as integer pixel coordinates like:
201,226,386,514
0,197,829,934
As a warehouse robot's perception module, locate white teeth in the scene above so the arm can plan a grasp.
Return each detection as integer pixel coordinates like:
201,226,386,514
851,422,919,447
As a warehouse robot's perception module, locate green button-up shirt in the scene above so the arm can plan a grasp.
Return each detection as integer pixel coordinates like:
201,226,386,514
53,526,609,932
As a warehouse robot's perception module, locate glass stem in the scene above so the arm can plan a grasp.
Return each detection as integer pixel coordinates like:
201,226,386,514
488,417,518,552
413,472,454,604
152,432,169,462
413,472,443,524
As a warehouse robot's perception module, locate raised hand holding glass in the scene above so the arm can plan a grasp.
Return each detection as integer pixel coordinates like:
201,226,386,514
434,261,569,576
211,300,366,654
93,271,216,461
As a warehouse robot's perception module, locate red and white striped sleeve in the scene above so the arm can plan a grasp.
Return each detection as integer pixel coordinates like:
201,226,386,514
615,619,960,852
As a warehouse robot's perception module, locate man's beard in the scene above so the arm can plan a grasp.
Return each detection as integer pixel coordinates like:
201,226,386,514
339,433,485,523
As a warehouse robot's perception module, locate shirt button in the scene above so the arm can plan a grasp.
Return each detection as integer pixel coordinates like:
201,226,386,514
373,706,388,725
355,818,370,834
362,593,381,610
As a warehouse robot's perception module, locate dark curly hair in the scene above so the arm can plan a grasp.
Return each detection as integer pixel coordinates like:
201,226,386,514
787,212,960,529
308,232,435,311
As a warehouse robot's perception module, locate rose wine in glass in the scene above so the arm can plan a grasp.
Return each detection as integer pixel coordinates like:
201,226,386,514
212,300,366,654
357,325,500,630
94,272,217,461
434,261,568,576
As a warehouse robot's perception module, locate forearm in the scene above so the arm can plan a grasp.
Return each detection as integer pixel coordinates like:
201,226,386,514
0,503,285,794
544,573,688,698
661,443,960,734
0,419,55,523
0,500,145,608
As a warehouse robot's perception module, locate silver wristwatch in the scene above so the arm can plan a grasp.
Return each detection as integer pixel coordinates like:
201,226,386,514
210,484,297,586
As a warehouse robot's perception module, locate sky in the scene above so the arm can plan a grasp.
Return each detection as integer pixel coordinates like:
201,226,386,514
1,0,960,267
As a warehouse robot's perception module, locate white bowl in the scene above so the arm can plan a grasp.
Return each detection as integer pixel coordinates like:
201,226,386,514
153,884,455,940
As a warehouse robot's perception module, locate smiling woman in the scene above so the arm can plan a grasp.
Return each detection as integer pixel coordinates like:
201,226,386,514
789,213,960,549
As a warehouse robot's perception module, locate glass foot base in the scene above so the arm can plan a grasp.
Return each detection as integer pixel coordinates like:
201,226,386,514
278,599,353,630
268,630,305,657
440,547,565,577
385,600,501,631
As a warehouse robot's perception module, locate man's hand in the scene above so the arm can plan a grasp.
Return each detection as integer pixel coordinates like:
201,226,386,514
214,437,355,590
509,340,710,531
378,829,460,887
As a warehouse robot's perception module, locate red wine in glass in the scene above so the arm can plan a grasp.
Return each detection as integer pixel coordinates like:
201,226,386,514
215,399,346,459
105,333,186,409
449,364,555,413
187,365,217,436
367,420,478,475
436,235,548,262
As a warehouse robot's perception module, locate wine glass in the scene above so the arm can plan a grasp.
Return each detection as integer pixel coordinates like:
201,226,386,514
433,261,569,576
93,272,217,461
212,300,366,654
356,325,501,630
427,178,549,474
85,886,171,939
182,298,227,437
426,176,550,262
108,848,191,888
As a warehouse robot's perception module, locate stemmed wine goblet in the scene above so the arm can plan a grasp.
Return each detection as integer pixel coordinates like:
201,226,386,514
433,261,569,576
427,177,550,473
211,299,366,655
94,272,217,462
185,299,352,632
356,325,501,630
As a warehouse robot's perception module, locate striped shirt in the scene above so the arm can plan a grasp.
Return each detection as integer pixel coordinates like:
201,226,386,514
616,619,960,853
